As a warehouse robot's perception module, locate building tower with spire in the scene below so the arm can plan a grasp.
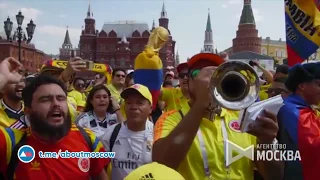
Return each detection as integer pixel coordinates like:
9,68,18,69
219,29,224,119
151,19,156,31
80,0,98,61
72,1,176,79
202,9,214,53
158,2,175,72
59,27,73,60
232,0,261,54
159,2,169,30
175,50,180,66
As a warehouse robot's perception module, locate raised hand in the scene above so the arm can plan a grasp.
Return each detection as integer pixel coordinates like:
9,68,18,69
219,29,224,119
0,57,23,84
193,66,217,109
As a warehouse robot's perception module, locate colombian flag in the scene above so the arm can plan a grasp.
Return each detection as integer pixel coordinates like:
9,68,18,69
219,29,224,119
133,47,163,110
277,94,320,180
285,0,320,66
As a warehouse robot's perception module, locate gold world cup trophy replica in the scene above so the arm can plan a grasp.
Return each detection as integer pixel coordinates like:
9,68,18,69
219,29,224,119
134,27,169,69
133,27,169,110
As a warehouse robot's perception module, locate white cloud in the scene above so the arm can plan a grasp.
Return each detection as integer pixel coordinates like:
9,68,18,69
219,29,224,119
59,14,67,18
228,0,242,5
222,4,227,8
0,2,43,30
0,2,8,9
36,25,82,45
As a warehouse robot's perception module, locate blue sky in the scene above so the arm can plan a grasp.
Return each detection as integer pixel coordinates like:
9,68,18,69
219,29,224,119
0,0,285,62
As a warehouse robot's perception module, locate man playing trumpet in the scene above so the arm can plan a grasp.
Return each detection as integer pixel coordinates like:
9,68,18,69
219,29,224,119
153,53,284,180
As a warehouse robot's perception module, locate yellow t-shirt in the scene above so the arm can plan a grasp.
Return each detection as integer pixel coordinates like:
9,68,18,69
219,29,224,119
0,100,24,128
68,90,87,108
159,87,188,112
106,84,126,118
259,83,271,101
106,84,122,103
67,102,78,123
154,105,256,180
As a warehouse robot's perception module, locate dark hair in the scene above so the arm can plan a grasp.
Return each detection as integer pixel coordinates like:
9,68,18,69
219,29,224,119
112,68,126,77
84,84,113,113
276,65,289,74
22,75,67,108
163,81,173,87
274,77,287,83
73,77,85,86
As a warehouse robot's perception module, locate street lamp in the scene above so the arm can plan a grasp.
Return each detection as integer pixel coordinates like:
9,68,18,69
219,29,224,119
3,11,36,62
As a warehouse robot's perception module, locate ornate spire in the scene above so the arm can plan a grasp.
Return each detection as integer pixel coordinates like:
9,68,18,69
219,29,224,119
62,26,72,49
175,49,180,65
152,19,156,30
203,9,214,53
160,2,167,18
239,0,255,25
206,8,212,32
176,50,179,60
87,0,92,18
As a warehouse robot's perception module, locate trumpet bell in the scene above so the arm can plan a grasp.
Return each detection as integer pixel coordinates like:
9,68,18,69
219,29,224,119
210,61,260,110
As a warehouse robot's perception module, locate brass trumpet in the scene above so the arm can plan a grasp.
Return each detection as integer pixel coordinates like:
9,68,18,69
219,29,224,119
210,61,260,113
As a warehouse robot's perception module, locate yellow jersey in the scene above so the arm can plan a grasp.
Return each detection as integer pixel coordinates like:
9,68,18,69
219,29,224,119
106,84,126,119
159,87,188,112
259,83,271,101
154,105,256,180
67,90,87,108
0,100,24,128
106,84,122,103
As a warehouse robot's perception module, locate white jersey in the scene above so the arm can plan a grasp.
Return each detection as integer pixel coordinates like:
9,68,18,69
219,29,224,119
10,115,30,129
75,111,118,138
100,120,154,180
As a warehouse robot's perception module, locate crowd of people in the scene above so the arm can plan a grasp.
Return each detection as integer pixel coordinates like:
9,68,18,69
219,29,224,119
0,50,319,180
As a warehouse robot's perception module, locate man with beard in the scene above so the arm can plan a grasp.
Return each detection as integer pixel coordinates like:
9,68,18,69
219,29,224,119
0,72,25,128
0,57,110,180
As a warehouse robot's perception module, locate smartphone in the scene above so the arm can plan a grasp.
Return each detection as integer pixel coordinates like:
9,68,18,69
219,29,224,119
85,60,94,70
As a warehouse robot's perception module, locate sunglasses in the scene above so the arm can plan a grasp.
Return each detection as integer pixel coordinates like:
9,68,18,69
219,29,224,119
178,73,188,79
116,74,126,78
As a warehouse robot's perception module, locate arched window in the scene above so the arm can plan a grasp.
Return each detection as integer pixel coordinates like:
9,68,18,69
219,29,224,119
276,49,281,57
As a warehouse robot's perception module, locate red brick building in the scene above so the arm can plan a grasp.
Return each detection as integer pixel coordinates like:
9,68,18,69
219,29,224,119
59,3,176,73
0,35,50,73
224,0,262,55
